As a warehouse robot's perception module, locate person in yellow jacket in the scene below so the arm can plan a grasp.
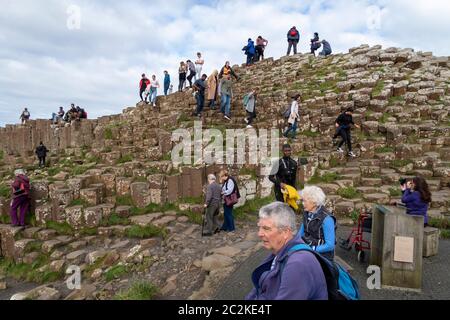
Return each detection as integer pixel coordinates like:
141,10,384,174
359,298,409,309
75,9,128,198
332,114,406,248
281,184,300,211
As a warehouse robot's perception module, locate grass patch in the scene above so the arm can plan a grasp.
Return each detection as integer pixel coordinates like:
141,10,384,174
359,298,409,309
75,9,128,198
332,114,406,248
301,130,320,138
116,154,133,164
116,195,134,206
71,165,93,176
125,225,167,239
329,157,339,168
388,187,402,197
79,227,98,236
114,281,159,300
104,128,113,140
350,210,359,223
0,184,10,197
308,172,340,184
390,159,413,168
130,202,178,216
388,96,404,105
0,214,11,224
47,167,61,177
379,113,391,124
233,196,275,222
428,218,450,230
103,213,131,226
180,196,203,204
372,81,385,97
337,186,362,199
375,146,394,153
68,198,89,207
104,264,129,282
239,167,257,180
24,241,42,254
0,150,4,161
440,229,450,239
46,221,74,235
184,211,203,225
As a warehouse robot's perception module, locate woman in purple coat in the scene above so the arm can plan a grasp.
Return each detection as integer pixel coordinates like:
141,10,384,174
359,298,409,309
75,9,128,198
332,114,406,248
401,176,432,226
10,169,31,227
246,202,328,300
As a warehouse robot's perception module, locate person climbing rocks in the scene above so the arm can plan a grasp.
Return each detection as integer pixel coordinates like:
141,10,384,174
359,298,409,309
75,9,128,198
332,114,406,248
243,88,258,128
220,75,233,121
149,75,160,107
139,74,150,103
186,59,196,88
333,107,360,157
10,169,30,227
193,74,207,117
310,32,321,55
163,71,171,96
242,38,256,66
283,95,300,139
206,70,219,110
35,141,49,168
286,26,300,55
20,108,30,125
219,61,239,80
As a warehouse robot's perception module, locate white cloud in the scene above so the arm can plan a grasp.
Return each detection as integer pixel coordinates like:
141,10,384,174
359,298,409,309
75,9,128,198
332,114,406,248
0,0,449,126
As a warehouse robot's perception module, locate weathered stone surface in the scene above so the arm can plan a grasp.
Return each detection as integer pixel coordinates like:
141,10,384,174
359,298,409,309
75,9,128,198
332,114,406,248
65,205,84,229
85,250,107,265
130,182,151,208
130,212,163,226
83,206,103,228
209,246,241,258
42,240,63,253
152,215,177,227
201,254,234,272
66,250,88,264
11,286,61,300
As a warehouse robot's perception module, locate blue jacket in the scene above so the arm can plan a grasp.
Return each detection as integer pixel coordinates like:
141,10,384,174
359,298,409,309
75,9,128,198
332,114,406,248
322,40,332,54
164,74,170,89
246,237,328,300
244,39,256,55
298,207,336,256
401,189,429,224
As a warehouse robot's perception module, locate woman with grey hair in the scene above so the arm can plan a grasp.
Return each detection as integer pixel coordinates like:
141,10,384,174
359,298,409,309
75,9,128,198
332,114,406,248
203,174,222,236
297,186,336,261
10,169,31,227
246,202,327,300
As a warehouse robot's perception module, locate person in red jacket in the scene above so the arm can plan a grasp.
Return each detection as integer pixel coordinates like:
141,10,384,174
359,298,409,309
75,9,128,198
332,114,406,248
139,74,150,103
10,169,31,227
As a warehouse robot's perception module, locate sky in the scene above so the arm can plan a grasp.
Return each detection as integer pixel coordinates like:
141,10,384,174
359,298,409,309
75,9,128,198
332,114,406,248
0,0,449,126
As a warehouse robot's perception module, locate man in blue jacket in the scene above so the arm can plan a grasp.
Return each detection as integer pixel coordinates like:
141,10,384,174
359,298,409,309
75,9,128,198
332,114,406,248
246,202,328,300
286,26,300,55
163,71,171,96
243,38,256,66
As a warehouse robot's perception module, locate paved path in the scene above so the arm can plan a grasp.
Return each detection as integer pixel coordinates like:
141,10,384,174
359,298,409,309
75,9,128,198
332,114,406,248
215,226,450,300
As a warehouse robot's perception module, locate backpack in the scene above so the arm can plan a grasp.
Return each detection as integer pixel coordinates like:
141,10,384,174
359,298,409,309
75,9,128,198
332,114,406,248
290,29,298,37
243,94,250,108
282,105,291,119
286,244,360,300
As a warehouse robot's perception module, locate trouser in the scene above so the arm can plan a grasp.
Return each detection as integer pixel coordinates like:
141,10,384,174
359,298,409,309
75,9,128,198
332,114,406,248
221,204,235,232
333,125,348,139
10,195,29,226
284,120,298,137
208,99,216,109
274,185,284,202
139,88,146,101
287,40,298,55
204,202,220,234
220,94,231,116
195,66,202,80
150,87,157,104
164,85,169,96
178,74,186,92
338,128,352,152
319,49,332,56
38,156,46,167
246,54,255,66
246,110,255,125
187,72,196,87
195,93,205,115
255,45,264,61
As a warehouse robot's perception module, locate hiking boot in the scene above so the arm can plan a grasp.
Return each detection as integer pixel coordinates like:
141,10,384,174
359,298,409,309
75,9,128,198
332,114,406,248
202,232,213,237
224,115,231,121
337,147,344,153
244,118,249,124
348,151,356,157
246,125,253,129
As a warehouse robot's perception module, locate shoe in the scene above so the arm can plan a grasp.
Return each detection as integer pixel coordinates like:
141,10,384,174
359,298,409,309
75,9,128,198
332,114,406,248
214,228,220,234
153,103,156,107
244,118,249,124
246,125,253,129
348,151,356,157
337,147,344,153
224,115,231,121
202,233,213,237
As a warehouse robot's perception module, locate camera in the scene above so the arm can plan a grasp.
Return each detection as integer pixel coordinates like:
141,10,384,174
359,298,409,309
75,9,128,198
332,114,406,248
399,178,408,185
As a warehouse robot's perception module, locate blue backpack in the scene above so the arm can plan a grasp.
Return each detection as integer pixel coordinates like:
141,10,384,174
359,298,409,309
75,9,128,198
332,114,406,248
287,244,360,300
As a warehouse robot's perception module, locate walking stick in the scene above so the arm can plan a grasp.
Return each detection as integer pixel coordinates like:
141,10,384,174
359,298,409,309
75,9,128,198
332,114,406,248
201,208,206,237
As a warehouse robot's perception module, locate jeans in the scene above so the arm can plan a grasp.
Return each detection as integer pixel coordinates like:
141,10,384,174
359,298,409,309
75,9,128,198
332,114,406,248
246,54,255,66
139,89,147,101
208,99,216,109
220,94,231,116
187,72,196,87
246,110,255,125
149,87,157,104
284,120,298,137
195,93,205,115
164,85,169,96
287,40,298,55
319,49,332,56
338,128,352,152
178,73,186,92
221,204,235,232
10,195,29,226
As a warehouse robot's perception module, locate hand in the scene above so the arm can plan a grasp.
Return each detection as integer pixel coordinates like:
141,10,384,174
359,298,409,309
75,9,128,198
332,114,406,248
204,204,207,208
355,124,361,129
280,183,286,189
335,123,339,128
406,181,413,189
400,184,407,191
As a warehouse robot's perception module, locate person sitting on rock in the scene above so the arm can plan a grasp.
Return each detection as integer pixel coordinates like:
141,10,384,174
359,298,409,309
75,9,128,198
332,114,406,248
10,169,31,227
310,32,321,55
400,176,432,226
246,202,328,300
333,107,360,158
203,174,222,236
319,39,332,57
297,186,336,261
20,108,30,125
35,141,49,167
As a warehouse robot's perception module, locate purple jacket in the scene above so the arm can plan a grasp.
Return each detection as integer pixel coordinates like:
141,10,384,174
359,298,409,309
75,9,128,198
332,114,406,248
401,189,429,224
246,237,328,300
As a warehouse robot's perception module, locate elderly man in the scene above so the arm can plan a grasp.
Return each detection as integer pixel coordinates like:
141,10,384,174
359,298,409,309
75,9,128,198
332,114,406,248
297,186,336,261
203,174,222,236
246,202,327,300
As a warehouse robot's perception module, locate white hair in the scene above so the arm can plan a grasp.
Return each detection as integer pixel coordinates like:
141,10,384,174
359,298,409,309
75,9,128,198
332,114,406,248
14,169,26,176
300,186,326,207
258,202,297,234
207,174,216,181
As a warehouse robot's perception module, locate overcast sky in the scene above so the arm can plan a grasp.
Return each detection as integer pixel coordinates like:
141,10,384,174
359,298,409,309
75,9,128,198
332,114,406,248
0,0,449,126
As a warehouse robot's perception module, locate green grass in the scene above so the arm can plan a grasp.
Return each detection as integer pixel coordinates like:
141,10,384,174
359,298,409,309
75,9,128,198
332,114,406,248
233,196,275,222
104,128,113,140
180,196,203,204
372,81,385,97
46,221,74,235
388,96,405,105
390,159,413,168
440,229,450,239
375,146,394,153
84,256,107,276
0,214,11,224
71,165,92,176
0,184,10,197
161,153,171,161
388,187,402,197
329,157,339,168
104,264,129,282
47,167,61,177
379,113,391,124
428,218,450,230
125,225,167,239
239,167,258,180
79,227,98,236
114,281,159,300
0,150,4,161
184,210,203,225
116,195,134,206
350,210,359,223
68,198,89,207
337,187,362,199
24,241,42,254
103,213,131,226
130,202,177,216
301,130,320,138
103,146,112,153
116,154,133,164
308,172,340,184
177,113,191,124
